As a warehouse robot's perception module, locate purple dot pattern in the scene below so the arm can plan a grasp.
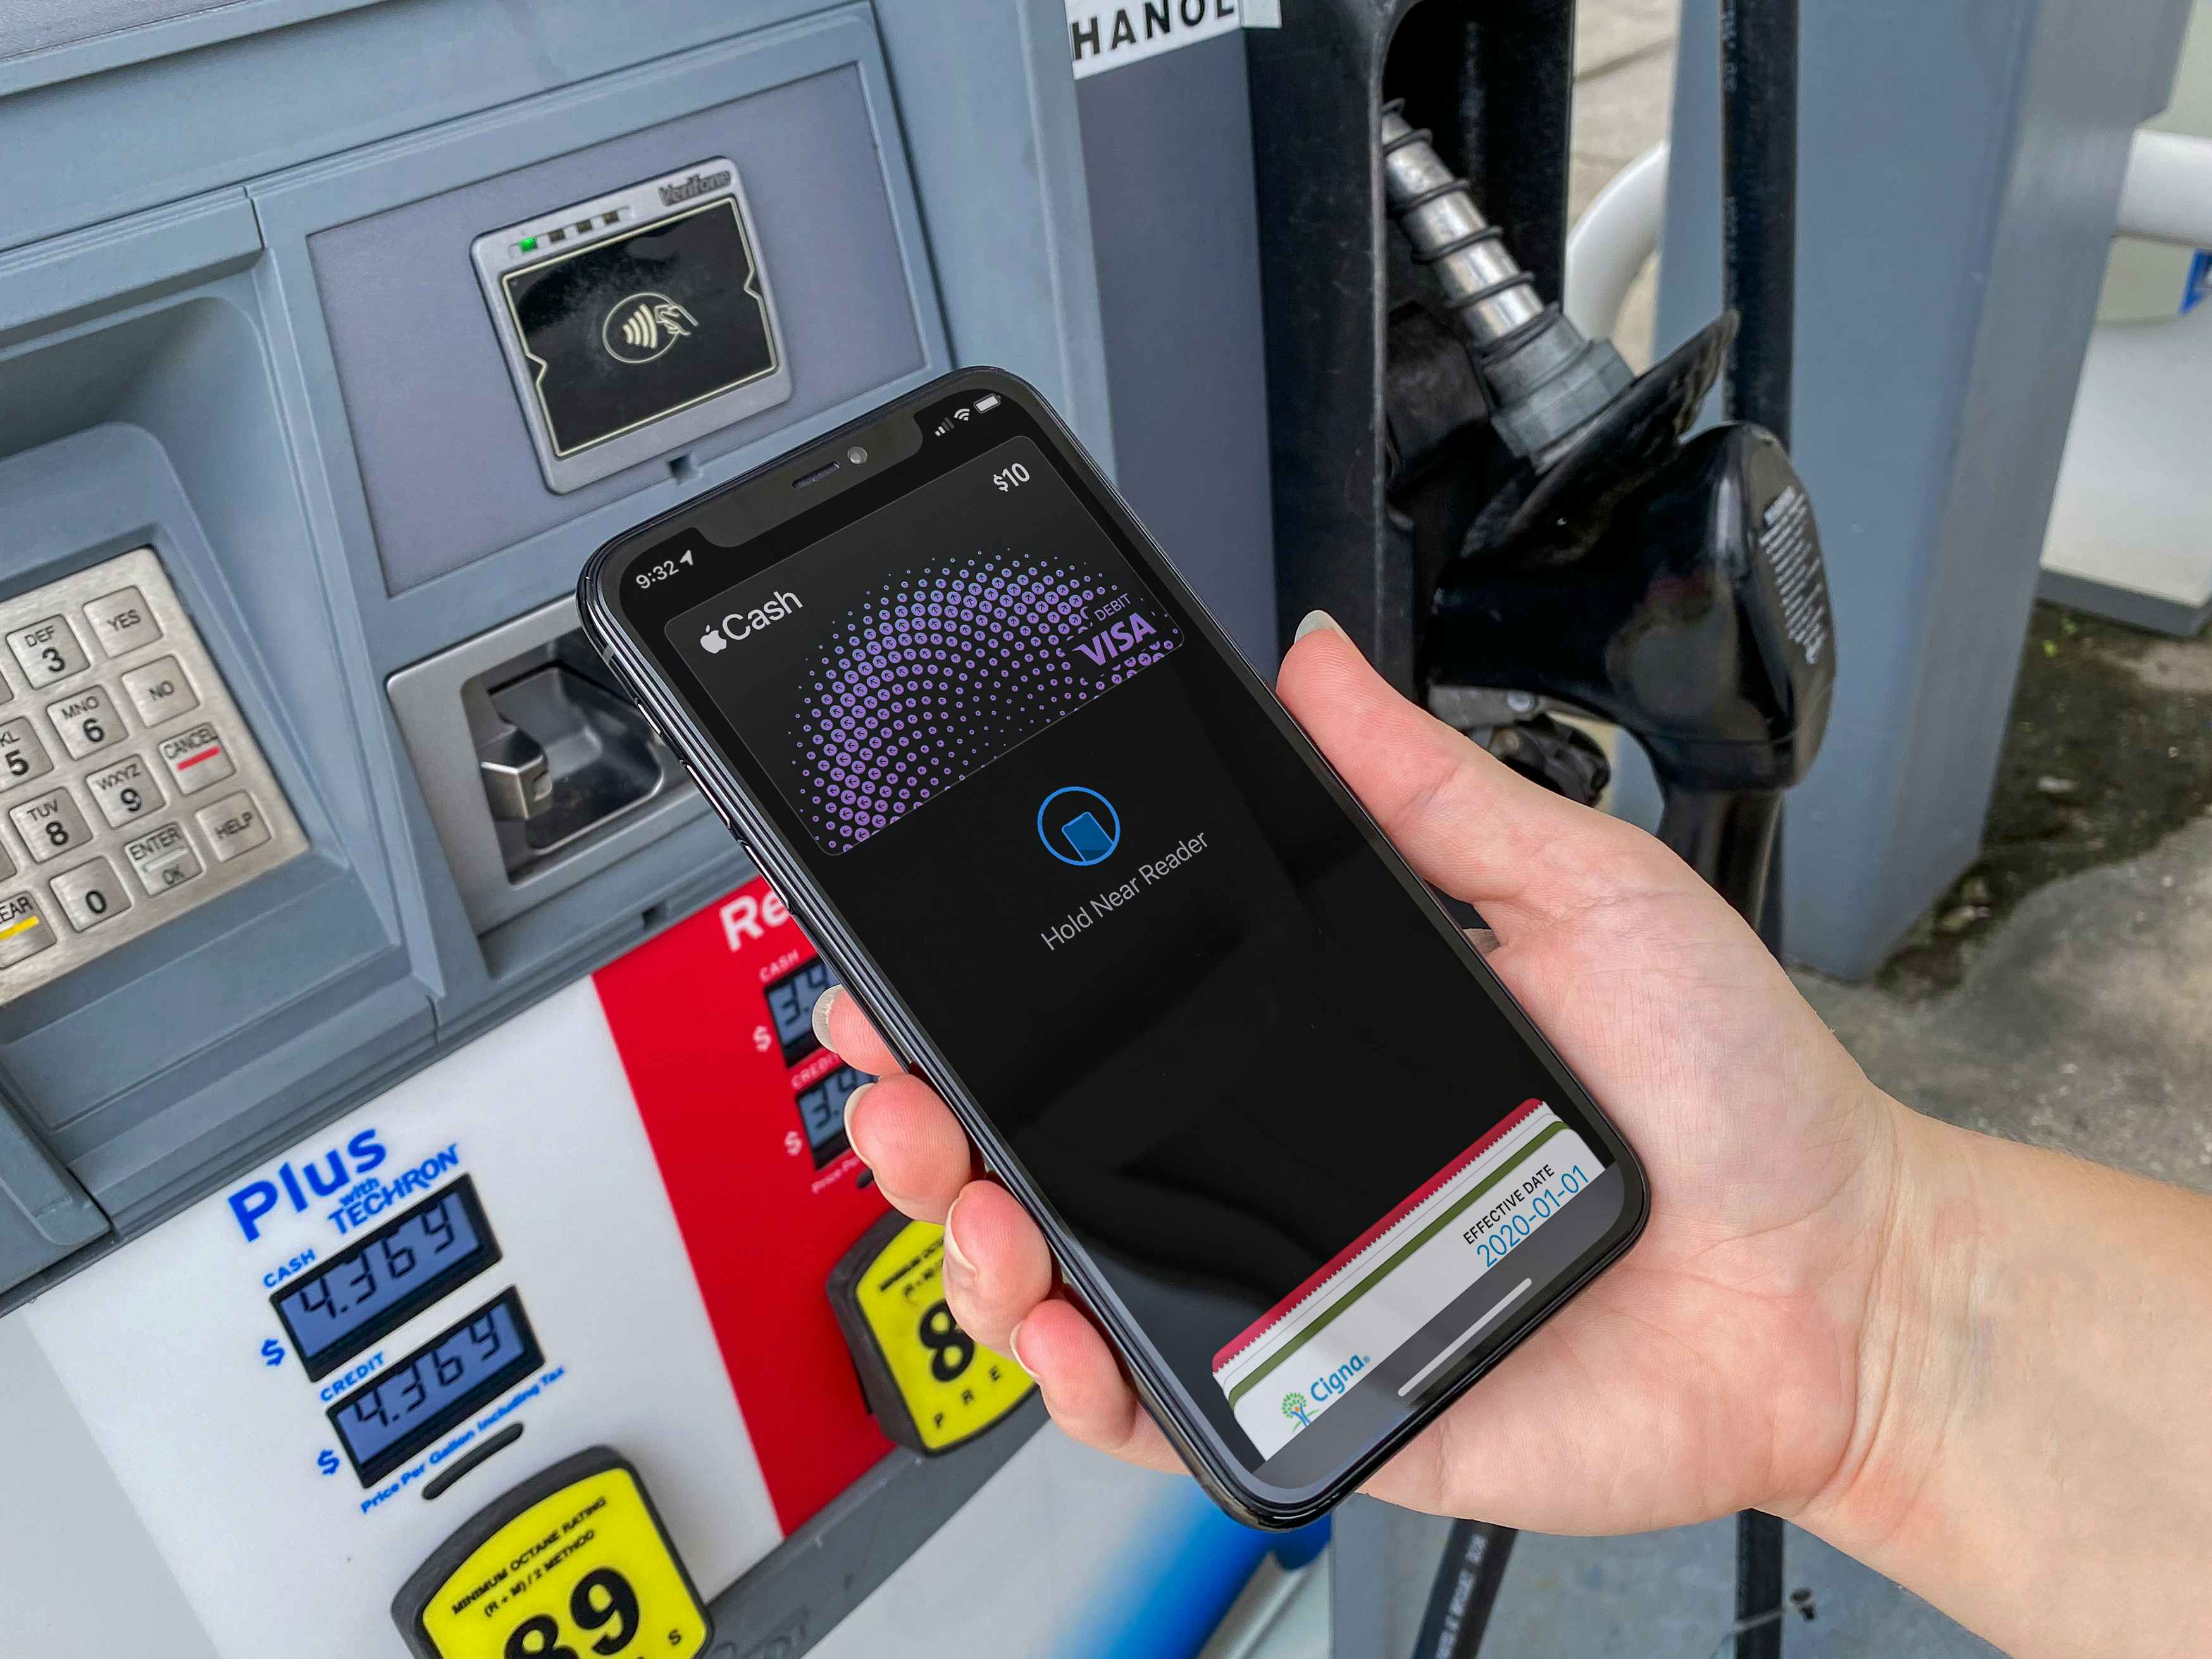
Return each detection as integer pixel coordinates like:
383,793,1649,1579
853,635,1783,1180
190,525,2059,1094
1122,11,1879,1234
788,551,1181,854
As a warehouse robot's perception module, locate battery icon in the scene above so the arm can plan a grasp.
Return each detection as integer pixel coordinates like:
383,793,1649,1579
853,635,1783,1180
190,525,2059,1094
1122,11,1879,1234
974,394,1003,414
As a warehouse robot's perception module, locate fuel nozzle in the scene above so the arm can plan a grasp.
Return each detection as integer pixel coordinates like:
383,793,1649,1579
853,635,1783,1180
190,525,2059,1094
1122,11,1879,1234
1380,103,1634,466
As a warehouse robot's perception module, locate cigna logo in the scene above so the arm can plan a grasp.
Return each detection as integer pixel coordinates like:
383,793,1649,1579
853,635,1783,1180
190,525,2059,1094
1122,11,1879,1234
697,589,802,656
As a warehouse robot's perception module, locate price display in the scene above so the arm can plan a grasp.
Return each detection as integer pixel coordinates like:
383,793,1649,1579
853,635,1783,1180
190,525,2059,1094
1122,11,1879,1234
762,957,836,1064
793,1065,862,1167
327,1289,542,1484
272,1177,500,1379
392,1449,711,1659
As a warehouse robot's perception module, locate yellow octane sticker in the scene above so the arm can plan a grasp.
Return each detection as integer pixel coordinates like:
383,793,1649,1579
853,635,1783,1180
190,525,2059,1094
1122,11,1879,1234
855,1219,1034,1450
419,1467,707,1659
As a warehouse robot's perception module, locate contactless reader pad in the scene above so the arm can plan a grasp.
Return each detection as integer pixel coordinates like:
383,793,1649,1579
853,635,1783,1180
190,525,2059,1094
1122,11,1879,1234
473,159,792,494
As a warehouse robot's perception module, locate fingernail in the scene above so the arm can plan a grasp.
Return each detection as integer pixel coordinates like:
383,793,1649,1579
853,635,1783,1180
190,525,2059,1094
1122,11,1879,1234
811,985,843,1052
1007,1317,1036,1377
1294,609,1346,642
841,1081,874,1159
941,1193,976,1276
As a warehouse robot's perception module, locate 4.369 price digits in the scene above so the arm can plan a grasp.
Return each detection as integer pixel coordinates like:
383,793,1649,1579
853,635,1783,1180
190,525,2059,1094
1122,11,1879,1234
502,1567,676,1658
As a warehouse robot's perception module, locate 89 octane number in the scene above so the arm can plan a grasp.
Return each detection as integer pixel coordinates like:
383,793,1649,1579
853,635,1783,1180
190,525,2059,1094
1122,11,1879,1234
502,1568,675,1657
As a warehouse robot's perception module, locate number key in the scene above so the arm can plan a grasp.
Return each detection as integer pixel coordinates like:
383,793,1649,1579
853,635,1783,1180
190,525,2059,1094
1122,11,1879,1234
6,616,89,688
9,788,92,864
45,684,125,760
85,754,163,828
0,719,54,794
50,858,132,933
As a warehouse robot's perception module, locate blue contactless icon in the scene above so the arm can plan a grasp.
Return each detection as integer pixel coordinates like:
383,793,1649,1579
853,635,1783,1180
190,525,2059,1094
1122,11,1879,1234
1037,786,1121,867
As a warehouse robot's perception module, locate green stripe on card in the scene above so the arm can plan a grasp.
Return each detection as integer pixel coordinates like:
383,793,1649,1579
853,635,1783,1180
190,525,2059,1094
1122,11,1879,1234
1226,1122,1567,1409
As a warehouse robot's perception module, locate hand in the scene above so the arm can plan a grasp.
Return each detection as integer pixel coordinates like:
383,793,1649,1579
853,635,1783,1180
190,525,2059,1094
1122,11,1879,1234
815,616,1905,1536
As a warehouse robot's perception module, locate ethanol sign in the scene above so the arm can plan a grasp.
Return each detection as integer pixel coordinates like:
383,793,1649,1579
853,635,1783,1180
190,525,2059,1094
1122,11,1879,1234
1067,0,1280,80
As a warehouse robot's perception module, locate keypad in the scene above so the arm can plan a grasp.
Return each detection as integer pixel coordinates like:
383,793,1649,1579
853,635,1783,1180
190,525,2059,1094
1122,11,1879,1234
0,548,304,1002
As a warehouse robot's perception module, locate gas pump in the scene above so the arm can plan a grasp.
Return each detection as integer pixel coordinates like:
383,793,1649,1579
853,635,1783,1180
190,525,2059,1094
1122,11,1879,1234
0,1,1834,1653
0,6,1291,1659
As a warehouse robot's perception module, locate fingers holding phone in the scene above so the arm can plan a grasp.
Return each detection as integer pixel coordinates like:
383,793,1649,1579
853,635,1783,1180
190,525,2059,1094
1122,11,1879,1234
825,981,1180,1473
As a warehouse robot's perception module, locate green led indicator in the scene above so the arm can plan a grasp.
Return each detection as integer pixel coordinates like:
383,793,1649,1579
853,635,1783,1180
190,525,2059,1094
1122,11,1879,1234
518,236,538,253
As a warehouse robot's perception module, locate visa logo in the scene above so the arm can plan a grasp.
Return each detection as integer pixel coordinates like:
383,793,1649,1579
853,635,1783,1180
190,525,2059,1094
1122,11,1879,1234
1072,613,1158,666
227,1130,388,1241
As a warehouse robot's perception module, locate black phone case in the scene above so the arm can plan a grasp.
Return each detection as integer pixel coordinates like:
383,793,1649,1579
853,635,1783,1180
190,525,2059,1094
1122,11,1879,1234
576,366,1650,1529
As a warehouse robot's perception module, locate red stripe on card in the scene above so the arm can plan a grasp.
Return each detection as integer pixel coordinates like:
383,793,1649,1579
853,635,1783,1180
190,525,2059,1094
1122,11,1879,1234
1211,1098,1545,1374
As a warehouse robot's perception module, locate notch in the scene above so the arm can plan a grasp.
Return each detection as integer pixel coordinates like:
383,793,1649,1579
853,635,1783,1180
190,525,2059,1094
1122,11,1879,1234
689,404,926,546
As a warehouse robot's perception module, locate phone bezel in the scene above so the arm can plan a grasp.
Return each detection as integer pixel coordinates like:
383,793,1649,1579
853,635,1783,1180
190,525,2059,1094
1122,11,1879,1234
578,366,1650,1529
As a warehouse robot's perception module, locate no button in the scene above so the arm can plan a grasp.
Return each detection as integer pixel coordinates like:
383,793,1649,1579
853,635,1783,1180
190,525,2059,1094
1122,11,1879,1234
1037,786,1121,866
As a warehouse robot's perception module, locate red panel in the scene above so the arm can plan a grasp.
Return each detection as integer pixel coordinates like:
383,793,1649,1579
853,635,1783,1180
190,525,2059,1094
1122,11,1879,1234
595,878,892,1533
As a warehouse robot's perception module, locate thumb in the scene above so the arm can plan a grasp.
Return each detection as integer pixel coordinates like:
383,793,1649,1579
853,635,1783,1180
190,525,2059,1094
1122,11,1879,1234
1274,614,1648,929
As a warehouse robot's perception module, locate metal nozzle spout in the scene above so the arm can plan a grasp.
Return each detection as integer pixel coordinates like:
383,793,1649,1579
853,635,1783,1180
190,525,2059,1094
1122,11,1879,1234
1381,103,1634,463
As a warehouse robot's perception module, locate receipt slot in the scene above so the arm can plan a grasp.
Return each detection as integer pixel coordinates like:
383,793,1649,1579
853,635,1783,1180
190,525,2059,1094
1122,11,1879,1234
394,1449,713,1659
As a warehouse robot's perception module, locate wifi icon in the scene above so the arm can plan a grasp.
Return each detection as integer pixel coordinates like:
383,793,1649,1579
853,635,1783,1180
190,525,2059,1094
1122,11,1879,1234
621,309,661,353
953,408,971,423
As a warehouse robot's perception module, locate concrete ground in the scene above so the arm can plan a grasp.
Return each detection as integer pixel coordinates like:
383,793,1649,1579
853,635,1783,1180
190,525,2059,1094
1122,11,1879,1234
1802,609,2212,1196
1452,7,2212,1655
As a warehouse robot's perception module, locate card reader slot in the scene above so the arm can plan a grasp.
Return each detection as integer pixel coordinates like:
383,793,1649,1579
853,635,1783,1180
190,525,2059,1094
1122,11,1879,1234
389,595,714,939
481,664,668,860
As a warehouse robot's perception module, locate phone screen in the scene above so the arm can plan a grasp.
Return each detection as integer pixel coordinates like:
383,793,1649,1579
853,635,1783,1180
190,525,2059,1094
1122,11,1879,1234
596,383,1642,1501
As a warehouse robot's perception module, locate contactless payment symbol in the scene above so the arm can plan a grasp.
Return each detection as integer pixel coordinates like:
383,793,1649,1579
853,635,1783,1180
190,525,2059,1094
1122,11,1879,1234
1037,786,1120,866
602,292,699,364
